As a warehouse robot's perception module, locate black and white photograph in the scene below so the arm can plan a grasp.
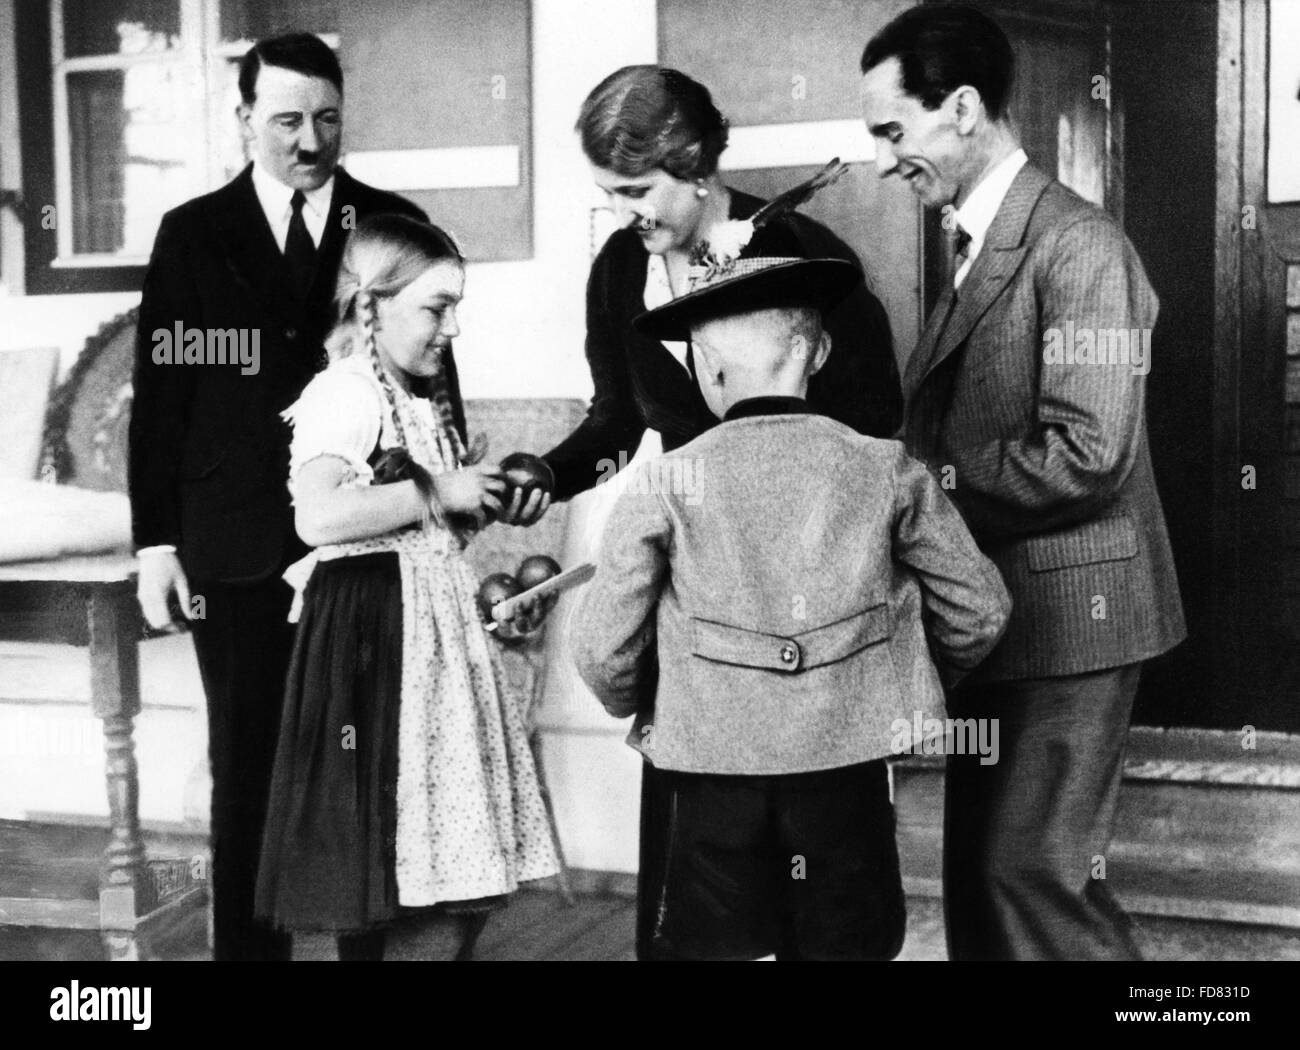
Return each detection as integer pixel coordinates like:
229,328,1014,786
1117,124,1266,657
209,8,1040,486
0,0,1295,1031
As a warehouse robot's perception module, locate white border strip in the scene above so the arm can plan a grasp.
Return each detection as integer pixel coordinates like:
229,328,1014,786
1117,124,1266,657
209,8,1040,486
723,118,875,171
344,146,521,191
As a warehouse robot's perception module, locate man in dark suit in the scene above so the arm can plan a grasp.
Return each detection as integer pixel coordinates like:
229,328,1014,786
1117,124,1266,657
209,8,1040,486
128,33,431,960
860,4,1186,960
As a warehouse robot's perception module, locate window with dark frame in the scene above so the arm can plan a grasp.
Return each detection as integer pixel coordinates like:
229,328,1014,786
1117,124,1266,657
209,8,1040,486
19,0,531,292
48,0,338,268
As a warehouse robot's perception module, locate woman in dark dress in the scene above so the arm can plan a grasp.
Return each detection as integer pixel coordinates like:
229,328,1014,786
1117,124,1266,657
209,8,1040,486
538,65,903,959
543,65,902,498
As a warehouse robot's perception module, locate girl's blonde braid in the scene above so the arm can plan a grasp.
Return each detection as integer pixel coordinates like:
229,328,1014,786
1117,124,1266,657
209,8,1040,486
360,290,407,449
427,368,468,465
359,289,443,529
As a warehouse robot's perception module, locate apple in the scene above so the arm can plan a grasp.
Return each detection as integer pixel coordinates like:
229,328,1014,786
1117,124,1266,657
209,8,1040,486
476,572,522,624
500,452,556,504
517,554,561,591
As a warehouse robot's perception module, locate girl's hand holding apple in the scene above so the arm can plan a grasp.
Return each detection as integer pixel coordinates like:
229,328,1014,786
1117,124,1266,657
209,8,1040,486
434,463,508,527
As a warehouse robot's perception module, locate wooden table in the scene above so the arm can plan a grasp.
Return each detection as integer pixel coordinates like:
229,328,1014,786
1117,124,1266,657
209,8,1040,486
0,554,206,960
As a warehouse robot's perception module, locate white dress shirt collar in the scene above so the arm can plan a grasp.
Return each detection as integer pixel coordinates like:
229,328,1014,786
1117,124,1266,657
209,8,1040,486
250,159,334,251
645,253,690,372
953,147,1028,288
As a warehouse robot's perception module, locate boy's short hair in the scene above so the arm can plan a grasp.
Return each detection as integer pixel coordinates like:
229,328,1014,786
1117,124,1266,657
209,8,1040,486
697,303,821,335
773,304,824,346
774,306,825,377
695,305,825,377
767,306,824,367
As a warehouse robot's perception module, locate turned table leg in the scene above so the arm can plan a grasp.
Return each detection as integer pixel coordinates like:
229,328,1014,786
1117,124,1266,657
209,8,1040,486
88,586,146,961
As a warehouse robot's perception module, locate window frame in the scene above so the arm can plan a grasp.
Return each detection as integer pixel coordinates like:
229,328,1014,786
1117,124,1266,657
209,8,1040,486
50,0,212,268
19,0,336,293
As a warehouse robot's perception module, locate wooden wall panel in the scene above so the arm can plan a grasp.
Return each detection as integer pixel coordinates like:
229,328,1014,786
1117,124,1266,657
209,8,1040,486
659,0,921,360
339,0,532,261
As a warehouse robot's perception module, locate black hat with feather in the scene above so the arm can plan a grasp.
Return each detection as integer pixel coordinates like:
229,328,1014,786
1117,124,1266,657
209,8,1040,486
633,159,863,341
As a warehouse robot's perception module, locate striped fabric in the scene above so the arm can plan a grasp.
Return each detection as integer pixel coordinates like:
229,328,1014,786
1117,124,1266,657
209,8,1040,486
569,415,1012,775
685,255,802,292
901,164,1186,681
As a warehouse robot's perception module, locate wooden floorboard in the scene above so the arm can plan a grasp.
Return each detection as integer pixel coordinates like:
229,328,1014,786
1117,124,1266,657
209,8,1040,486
6,815,1295,961
505,897,626,962
475,893,628,961
472,891,575,956
552,901,637,961
5,890,1298,961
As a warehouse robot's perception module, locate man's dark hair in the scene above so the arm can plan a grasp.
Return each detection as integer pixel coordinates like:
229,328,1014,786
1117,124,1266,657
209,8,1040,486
860,4,1015,121
238,32,343,105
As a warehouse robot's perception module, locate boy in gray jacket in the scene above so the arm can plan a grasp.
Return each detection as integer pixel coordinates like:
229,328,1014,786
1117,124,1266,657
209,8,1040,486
570,252,1011,961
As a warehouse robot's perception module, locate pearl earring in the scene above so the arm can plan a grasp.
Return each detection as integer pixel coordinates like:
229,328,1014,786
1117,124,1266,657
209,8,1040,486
695,180,709,199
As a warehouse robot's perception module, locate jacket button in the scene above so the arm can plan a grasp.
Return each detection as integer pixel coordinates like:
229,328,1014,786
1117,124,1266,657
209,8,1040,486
284,327,298,340
780,643,798,665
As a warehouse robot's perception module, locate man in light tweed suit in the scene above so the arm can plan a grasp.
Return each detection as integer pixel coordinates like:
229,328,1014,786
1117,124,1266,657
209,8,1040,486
861,4,1186,960
570,253,1010,960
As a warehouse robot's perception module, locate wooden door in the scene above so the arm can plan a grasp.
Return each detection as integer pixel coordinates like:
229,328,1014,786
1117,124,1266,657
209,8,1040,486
940,2,1244,730
923,0,1115,317
1210,0,1300,733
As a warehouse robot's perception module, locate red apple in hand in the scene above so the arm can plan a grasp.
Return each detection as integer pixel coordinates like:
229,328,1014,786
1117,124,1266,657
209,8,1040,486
513,555,562,633
476,572,522,624
500,452,555,504
517,554,561,591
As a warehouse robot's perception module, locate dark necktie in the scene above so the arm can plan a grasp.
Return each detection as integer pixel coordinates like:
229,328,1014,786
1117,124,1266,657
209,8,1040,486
285,190,317,300
953,225,972,288
905,227,971,459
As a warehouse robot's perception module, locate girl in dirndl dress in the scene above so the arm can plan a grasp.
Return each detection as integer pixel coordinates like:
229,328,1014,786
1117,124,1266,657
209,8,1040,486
255,214,559,960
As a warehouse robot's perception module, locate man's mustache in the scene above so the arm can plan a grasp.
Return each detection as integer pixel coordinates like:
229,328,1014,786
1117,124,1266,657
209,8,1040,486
296,150,322,164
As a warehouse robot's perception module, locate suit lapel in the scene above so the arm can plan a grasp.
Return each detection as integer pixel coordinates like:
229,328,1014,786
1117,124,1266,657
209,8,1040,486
903,283,954,400
914,164,1052,390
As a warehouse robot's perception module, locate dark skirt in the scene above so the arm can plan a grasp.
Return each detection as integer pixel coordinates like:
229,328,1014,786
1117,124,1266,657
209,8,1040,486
255,552,403,933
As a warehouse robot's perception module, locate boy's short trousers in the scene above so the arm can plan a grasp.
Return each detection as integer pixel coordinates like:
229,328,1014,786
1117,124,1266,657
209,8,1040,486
645,758,906,961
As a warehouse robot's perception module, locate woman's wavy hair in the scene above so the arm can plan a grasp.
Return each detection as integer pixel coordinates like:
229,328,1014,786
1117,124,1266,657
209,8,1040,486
576,65,729,181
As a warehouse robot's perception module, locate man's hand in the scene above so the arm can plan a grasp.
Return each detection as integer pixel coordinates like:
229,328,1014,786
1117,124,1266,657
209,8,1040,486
494,591,558,638
137,550,193,630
